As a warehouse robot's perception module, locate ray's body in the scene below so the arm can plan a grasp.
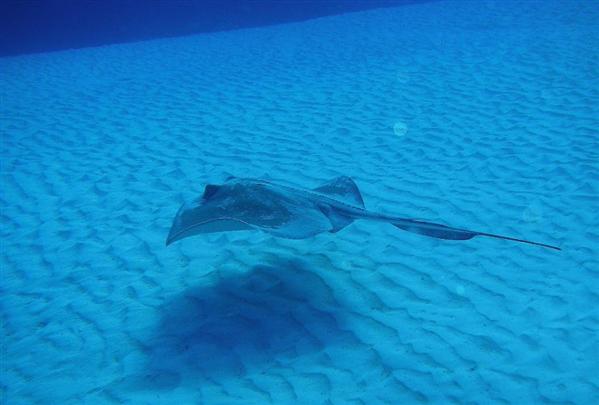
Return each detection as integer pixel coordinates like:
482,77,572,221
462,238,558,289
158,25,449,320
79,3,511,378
166,176,560,251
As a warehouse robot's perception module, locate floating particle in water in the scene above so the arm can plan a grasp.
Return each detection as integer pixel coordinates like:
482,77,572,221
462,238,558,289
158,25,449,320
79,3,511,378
393,121,408,137
456,285,465,296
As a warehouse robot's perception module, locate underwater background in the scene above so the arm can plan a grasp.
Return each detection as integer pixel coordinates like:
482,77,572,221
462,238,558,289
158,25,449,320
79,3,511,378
1,0,598,404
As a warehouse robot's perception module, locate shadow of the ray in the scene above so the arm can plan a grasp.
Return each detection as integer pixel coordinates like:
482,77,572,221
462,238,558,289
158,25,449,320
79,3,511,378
137,258,351,389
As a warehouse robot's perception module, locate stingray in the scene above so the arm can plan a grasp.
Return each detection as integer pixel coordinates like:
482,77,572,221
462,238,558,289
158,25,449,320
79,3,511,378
166,176,560,250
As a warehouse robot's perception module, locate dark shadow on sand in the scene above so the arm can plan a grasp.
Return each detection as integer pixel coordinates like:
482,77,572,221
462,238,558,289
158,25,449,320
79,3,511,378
136,258,352,390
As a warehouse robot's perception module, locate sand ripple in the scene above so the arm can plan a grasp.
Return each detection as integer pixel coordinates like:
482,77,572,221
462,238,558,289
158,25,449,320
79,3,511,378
1,1,598,403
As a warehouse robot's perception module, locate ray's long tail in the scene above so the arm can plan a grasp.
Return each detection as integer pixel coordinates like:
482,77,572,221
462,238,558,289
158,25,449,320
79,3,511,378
391,218,561,251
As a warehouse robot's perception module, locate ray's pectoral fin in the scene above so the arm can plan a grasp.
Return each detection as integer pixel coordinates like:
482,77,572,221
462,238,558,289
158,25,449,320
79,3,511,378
266,204,335,239
165,199,255,246
313,176,365,208
391,218,561,250
318,204,354,233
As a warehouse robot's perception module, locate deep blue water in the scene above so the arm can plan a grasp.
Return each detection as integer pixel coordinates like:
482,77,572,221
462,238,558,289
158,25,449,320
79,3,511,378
0,0,432,56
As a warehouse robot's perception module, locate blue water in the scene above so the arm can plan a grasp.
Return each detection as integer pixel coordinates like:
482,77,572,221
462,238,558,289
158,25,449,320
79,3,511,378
1,1,598,404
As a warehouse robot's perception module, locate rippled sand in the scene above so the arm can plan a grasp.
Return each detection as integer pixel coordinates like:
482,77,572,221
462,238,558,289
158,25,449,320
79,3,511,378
2,1,598,403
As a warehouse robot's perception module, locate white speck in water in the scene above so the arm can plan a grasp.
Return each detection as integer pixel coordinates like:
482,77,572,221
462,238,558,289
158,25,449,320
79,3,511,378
393,121,408,137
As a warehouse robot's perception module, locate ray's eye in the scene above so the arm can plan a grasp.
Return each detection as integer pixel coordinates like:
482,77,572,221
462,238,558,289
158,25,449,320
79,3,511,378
202,184,220,200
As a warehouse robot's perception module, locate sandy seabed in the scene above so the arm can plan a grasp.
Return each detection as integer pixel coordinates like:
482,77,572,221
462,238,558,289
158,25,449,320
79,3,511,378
1,1,598,404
